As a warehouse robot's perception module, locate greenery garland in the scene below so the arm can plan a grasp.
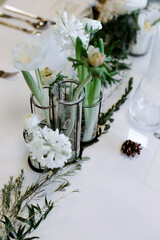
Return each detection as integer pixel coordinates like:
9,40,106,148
0,76,133,239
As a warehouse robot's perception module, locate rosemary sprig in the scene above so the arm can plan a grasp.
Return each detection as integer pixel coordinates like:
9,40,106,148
98,77,133,135
0,157,89,240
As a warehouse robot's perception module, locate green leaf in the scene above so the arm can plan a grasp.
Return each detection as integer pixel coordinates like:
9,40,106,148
22,71,43,106
98,38,104,53
16,216,30,225
24,237,40,239
2,216,17,237
55,181,70,192
17,225,26,238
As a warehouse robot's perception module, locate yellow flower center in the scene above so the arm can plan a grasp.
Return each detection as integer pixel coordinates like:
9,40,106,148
144,21,151,31
26,56,30,63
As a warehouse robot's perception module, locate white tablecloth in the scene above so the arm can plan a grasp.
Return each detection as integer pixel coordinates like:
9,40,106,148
0,0,160,239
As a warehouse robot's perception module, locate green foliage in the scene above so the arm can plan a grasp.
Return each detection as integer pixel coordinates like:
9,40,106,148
22,71,43,106
92,10,140,60
49,72,68,86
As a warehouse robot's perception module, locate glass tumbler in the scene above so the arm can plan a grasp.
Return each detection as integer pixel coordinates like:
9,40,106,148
130,74,160,129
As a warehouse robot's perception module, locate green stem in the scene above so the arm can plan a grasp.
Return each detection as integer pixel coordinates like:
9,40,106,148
98,38,104,53
73,74,92,101
35,69,50,125
82,77,101,142
82,66,89,106
151,18,160,26
22,70,50,126
35,68,43,95
76,37,83,83
66,74,92,137
88,77,101,105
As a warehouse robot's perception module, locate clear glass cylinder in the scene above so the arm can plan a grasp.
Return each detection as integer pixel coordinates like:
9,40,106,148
30,87,54,128
52,80,85,159
129,31,152,56
130,74,160,129
81,91,103,143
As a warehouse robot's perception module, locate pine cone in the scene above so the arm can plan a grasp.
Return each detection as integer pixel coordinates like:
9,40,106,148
121,139,142,157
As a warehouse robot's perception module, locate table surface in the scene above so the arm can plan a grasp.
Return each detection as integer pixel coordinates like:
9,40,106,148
0,0,160,240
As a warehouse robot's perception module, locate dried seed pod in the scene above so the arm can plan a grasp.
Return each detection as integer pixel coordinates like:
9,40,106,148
121,139,142,157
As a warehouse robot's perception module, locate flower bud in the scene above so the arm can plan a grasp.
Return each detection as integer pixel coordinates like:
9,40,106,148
40,67,56,86
88,45,105,67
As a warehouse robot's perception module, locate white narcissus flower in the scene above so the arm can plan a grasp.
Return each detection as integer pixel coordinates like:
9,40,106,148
81,18,102,32
98,0,148,23
88,46,105,67
23,114,40,130
130,9,160,55
12,35,47,71
138,9,160,33
26,126,72,169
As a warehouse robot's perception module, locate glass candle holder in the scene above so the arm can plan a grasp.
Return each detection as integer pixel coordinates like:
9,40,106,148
130,31,152,56
52,80,85,160
81,91,103,143
30,87,54,128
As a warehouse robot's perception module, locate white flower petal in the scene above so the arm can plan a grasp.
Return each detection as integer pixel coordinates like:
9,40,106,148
12,35,47,71
23,114,40,130
81,18,102,32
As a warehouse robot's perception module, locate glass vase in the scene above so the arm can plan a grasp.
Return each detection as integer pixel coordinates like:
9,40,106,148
28,87,54,172
30,86,54,128
81,91,103,143
52,80,85,160
129,31,152,56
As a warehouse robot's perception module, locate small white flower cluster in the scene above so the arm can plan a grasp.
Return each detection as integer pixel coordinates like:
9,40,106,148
81,18,102,33
98,0,148,23
51,11,102,57
23,114,72,169
52,11,89,54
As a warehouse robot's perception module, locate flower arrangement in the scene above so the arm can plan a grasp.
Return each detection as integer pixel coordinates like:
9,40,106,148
92,0,160,58
2,8,137,239
23,114,72,169
50,11,118,141
12,35,51,125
